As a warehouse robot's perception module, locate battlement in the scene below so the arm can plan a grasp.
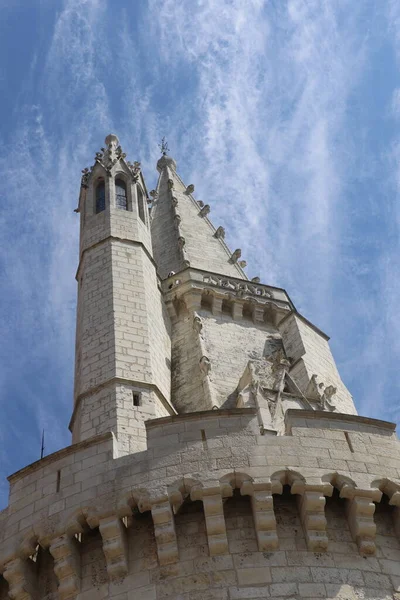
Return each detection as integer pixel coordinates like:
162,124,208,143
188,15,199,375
1,410,400,599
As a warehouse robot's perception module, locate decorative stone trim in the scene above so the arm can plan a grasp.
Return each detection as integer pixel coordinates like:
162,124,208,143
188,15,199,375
151,500,179,566
186,184,194,194
250,489,279,551
298,490,330,552
199,204,210,217
3,557,36,600
214,226,225,239
230,249,241,263
98,516,128,580
201,492,229,556
345,495,377,555
49,535,81,600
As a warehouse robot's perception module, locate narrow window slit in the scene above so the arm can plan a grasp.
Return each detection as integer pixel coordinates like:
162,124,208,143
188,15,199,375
201,429,207,449
56,470,61,492
133,392,141,407
345,431,354,453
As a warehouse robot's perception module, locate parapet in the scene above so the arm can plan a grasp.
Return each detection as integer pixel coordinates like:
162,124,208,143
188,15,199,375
0,408,400,599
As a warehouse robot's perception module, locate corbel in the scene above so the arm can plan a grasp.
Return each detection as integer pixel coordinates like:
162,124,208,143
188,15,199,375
49,535,81,600
98,516,128,580
151,500,179,566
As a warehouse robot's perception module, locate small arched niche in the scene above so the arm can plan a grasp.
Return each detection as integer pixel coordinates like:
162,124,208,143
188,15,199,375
201,291,213,312
221,298,233,318
95,179,106,214
242,302,254,321
223,489,257,553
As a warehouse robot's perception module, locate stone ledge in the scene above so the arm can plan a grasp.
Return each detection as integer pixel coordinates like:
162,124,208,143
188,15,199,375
285,409,396,435
146,407,258,429
7,432,114,484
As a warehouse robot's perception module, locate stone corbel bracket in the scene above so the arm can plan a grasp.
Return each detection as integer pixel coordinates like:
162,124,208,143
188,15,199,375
2,557,36,600
241,479,282,551
191,486,229,556
49,535,81,600
98,515,128,580
295,483,333,552
151,498,179,566
339,484,382,555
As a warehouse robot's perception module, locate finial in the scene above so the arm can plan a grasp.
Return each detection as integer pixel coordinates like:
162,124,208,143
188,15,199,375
158,136,170,156
105,133,119,147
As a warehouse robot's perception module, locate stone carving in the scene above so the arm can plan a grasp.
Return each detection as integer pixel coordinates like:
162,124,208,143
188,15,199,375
172,196,178,206
186,184,195,194
99,516,128,580
306,374,337,411
174,213,181,224
81,168,90,188
199,356,211,375
129,161,141,182
168,271,176,277
49,535,80,600
198,200,204,208
151,500,179,565
202,274,273,300
178,236,186,249
214,226,225,239
149,189,158,199
201,493,229,555
230,249,241,263
199,204,210,217
168,179,174,190
238,260,247,268
193,313,203,333
251,277,260,283
3,557,36,600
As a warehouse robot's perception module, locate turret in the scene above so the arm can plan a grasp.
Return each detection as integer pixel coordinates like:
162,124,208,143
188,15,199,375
70,135,173,455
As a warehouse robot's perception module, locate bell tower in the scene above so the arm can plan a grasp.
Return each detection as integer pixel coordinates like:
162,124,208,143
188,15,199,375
70,134,173,455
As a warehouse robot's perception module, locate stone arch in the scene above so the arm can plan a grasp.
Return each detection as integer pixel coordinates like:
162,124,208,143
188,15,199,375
219,472,254,497
371,478,400,505
168,477,203,510
270,469,306,494
321,472,357,497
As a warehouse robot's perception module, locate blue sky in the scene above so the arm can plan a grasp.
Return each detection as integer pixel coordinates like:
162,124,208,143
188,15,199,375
0,0,399,508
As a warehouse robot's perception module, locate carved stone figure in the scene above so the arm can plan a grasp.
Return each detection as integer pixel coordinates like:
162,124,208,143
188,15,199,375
214,226,226,239
199,356,211,375
186,184,195,194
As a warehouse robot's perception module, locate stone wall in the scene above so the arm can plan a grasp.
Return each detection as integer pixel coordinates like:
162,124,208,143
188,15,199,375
1,410,400,599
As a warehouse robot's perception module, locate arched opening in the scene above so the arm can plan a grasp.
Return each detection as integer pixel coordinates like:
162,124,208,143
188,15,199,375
221,298,233,317
223,489,257,553
374,493,400,552
95,180,106,213
80,528,108,592
325,488,355,552
242,302,254,321
115,178,127,210
36,547,58,598
273,485,304,548
175,498,207,558
137,186,146,223
201,292,213,312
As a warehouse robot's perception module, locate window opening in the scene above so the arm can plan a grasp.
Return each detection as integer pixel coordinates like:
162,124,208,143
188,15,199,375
133,392,141,407
56,470,61,493
137,186,146,223
115,179,127,210
95,180,105,213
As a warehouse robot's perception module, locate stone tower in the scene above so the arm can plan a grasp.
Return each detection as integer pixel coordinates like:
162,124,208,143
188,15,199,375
0,136,399,600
